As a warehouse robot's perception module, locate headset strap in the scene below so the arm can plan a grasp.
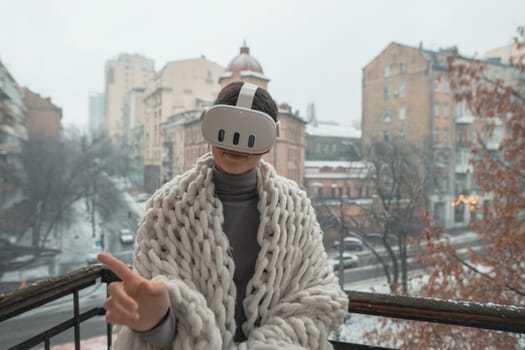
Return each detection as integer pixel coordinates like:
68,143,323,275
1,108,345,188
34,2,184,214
236,82,258,109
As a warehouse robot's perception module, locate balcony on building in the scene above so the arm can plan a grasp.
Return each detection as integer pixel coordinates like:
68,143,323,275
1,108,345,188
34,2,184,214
0,78,23,107
455,148,473,174
454,100,475,125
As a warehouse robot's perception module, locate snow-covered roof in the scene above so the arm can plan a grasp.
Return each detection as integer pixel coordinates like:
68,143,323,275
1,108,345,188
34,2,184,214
304,173,370,179
240,70,270,81
305,161,368,169
306,122,361,138
219,71,233,79
218,70,270,81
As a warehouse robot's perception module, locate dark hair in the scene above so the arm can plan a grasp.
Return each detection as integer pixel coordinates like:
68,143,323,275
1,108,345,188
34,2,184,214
214,82,278,121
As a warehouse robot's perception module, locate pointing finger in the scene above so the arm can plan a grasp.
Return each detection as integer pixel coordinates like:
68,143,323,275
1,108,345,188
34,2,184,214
97,252,140,283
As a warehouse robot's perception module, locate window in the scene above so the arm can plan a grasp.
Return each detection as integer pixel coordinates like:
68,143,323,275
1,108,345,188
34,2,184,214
444,80,450,92
399,106,407,120
398,83,405,97
384,86,389,100
443,128,448,144
383,109,391,123
433,127,439,143
443,103,449,118
384,66,391,78
384,130,390,141
434,79,440,91
434,104,439,117
454,203,465,223
400,128,406,140
399,63,406,73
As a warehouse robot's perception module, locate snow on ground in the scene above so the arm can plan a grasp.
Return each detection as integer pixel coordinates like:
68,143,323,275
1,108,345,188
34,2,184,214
334,273,428,346
2,200,104,283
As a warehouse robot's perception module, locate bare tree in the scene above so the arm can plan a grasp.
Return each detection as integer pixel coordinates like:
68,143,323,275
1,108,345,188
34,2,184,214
346,139,435,294
0,128,124,277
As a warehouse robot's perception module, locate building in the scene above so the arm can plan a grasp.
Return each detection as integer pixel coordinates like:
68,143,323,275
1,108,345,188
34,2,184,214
362,42,520,229
121,88,146,187
23,88,62,142
485,42,525,63
0,61,27,212
104,53,155,139
160,109,202,183
89,92,105,139
142,57,224,192
304,160,375,245
129,123,144,188
306,121,361,161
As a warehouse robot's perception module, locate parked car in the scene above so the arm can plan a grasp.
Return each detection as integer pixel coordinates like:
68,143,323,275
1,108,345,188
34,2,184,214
86,252,100,265
332,237,364,251
329,252,359,270
86,238,104,265
119,228,134,244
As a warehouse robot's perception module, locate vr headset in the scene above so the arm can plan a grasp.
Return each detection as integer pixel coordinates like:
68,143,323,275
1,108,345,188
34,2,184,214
201,82,279,154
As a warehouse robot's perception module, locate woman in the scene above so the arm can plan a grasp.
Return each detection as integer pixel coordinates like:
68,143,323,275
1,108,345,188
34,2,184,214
98,81,348,350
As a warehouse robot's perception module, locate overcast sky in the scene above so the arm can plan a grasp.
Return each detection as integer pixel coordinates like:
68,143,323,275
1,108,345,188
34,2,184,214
0,0,523,130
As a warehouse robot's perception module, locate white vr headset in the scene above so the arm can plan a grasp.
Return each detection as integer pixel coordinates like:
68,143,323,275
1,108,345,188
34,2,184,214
201,82,279,154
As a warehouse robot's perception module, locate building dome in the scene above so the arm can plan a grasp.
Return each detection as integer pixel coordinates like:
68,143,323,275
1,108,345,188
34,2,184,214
225,42,264,74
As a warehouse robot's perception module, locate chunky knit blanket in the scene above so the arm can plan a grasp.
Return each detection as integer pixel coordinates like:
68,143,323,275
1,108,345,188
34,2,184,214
113,153,348,350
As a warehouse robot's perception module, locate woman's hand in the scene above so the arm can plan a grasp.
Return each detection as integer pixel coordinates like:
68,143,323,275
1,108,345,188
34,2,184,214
97,253,170,332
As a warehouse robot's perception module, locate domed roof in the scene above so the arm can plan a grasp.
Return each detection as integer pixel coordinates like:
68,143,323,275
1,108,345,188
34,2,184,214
225,42,264,74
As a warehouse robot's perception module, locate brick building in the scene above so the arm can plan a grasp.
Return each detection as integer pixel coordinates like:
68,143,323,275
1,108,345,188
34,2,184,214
304,160,375,245
23,88,62,142
362,42,520,228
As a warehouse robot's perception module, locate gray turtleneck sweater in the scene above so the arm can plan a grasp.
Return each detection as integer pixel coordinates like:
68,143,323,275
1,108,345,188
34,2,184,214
137,166,260,345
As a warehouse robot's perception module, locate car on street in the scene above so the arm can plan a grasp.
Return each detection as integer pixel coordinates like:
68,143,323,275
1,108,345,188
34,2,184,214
333,237,364,251
86,238,104,265
329,252,359,270
119,228,134,244
86,252,99,265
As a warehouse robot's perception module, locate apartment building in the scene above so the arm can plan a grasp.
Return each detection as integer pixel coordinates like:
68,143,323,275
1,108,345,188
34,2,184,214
362,42,520,228
0,61,27,211
485,42,525,63
304,160,375,244
142,57,224,192
23,88,62,142
104,53,155,139
306,121,361,161
89,92,105,139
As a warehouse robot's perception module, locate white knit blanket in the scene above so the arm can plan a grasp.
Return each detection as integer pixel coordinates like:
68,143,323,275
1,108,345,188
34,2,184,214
113,153,348,350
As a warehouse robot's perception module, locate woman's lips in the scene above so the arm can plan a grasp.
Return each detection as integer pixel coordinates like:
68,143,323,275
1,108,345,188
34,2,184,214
224,150,246,159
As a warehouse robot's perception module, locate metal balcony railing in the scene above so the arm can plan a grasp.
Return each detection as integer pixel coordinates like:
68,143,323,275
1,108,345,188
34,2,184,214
1,265,525,350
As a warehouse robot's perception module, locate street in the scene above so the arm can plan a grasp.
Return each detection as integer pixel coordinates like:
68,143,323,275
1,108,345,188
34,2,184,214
0,189,141,348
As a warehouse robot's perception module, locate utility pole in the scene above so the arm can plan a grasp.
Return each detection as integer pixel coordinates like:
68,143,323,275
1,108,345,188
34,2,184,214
338,194,346,288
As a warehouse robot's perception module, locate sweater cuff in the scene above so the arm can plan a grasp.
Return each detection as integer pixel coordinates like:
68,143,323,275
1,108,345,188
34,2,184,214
133,307,177,346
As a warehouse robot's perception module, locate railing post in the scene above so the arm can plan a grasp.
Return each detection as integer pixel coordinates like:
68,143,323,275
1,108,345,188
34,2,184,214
73,291,80,350
106,283,112,350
